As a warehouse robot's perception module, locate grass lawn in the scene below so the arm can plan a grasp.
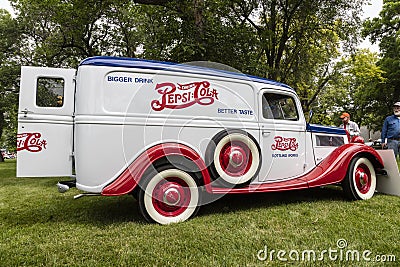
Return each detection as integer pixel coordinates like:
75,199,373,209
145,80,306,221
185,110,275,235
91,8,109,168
0,159,399,266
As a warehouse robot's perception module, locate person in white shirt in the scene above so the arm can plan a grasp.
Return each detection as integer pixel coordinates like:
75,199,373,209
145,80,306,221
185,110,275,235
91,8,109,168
339,112,360,138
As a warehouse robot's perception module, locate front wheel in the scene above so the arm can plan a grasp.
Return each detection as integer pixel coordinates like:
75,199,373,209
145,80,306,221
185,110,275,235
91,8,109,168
138,166,200,224
343,157,376,200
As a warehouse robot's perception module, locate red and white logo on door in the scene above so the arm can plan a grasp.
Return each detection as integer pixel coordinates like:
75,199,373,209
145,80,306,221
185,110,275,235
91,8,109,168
17,133,47,152
271,136,298,151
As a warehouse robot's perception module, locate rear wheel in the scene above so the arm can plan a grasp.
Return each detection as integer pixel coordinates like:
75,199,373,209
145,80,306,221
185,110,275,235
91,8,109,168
343,157,376,200
138,166,200,224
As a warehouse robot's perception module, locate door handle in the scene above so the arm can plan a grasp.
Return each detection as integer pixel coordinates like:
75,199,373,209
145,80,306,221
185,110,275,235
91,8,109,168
262,131,271,136
22,108,34,117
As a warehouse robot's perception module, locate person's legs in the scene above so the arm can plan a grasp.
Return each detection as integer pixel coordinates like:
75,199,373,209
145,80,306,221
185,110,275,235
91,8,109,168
387,140,399,158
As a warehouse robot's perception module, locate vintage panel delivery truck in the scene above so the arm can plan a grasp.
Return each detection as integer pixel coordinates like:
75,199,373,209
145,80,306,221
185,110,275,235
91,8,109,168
17,56,385,224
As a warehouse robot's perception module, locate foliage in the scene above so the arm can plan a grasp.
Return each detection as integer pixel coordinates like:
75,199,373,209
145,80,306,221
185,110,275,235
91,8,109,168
9,0,368,75
344,50,386,130
363,0,400,130
311,50,386,129
0,9,21,151
0,107,17,152
10,0,134,67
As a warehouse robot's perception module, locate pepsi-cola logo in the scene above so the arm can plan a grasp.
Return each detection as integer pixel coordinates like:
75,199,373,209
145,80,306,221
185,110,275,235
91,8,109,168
17,133,47,152
151,81,219,111
271,136,298,151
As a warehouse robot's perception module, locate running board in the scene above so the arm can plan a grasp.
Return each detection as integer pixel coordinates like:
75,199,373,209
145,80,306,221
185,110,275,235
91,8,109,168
74,193,101,199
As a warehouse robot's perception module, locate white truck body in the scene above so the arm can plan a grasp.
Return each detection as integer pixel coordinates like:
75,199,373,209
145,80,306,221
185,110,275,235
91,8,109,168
17,56,385,224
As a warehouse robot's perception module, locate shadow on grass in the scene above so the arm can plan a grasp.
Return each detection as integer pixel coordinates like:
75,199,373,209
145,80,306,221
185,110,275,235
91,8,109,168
198,186,346,217
1,194,143,226
2,184,347,227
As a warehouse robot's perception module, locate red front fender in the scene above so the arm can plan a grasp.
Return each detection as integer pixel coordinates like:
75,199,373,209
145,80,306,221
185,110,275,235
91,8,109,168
306,143,384,188
101,143,211,196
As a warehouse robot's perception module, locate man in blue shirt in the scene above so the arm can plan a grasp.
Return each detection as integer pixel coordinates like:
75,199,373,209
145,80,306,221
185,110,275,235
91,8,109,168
381,102,400,157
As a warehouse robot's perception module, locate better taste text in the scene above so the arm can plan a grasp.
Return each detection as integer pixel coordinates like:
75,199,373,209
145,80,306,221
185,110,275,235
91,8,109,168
218,108,254,116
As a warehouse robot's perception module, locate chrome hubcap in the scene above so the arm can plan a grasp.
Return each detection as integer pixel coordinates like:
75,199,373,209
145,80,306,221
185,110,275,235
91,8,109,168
163,187,181,206
229,149,244,167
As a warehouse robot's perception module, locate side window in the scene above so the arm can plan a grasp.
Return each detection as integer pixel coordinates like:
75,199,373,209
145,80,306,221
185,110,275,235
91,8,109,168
262,93,299,120
36,77,65,107
316,135,345,146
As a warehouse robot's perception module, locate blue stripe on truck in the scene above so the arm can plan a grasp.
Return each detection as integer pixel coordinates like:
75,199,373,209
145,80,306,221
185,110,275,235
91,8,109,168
80,56,293,90
306,124,346,135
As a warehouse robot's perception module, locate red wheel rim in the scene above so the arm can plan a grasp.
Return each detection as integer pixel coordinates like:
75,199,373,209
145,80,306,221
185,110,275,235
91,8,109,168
355,164,371,194
219,141,252,177
152,177,191,217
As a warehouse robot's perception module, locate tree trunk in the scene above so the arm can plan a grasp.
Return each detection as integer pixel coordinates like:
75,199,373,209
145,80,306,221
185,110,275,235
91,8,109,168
192,0,205,60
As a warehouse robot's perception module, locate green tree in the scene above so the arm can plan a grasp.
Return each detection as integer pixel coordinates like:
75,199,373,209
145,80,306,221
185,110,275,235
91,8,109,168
363,0,400,130
345,50,386,130
311,50,386,129
12,0,367,81
0,9,21,161
10,0,137,67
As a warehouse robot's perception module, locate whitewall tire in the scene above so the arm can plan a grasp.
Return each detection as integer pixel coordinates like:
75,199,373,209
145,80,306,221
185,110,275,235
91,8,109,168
210,131,260,186
343,157,376,200
138,167,200,224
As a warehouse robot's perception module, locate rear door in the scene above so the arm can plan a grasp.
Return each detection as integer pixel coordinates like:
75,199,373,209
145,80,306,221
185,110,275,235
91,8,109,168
17,66,76,177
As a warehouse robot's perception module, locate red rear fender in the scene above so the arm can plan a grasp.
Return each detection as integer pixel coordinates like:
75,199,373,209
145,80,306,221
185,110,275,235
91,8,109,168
101,143,211,196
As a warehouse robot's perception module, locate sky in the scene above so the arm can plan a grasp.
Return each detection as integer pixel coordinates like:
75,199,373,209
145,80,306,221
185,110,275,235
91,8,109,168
0,0,11,13
360,0,384,52
0,0,384,51
362,0,384,19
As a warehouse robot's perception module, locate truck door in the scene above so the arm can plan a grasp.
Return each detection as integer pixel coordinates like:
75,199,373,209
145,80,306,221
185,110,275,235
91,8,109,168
258,89,307,182
17,66,76,177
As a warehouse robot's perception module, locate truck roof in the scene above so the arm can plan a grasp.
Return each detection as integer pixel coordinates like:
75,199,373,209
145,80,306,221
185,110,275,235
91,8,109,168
80,56,294,91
